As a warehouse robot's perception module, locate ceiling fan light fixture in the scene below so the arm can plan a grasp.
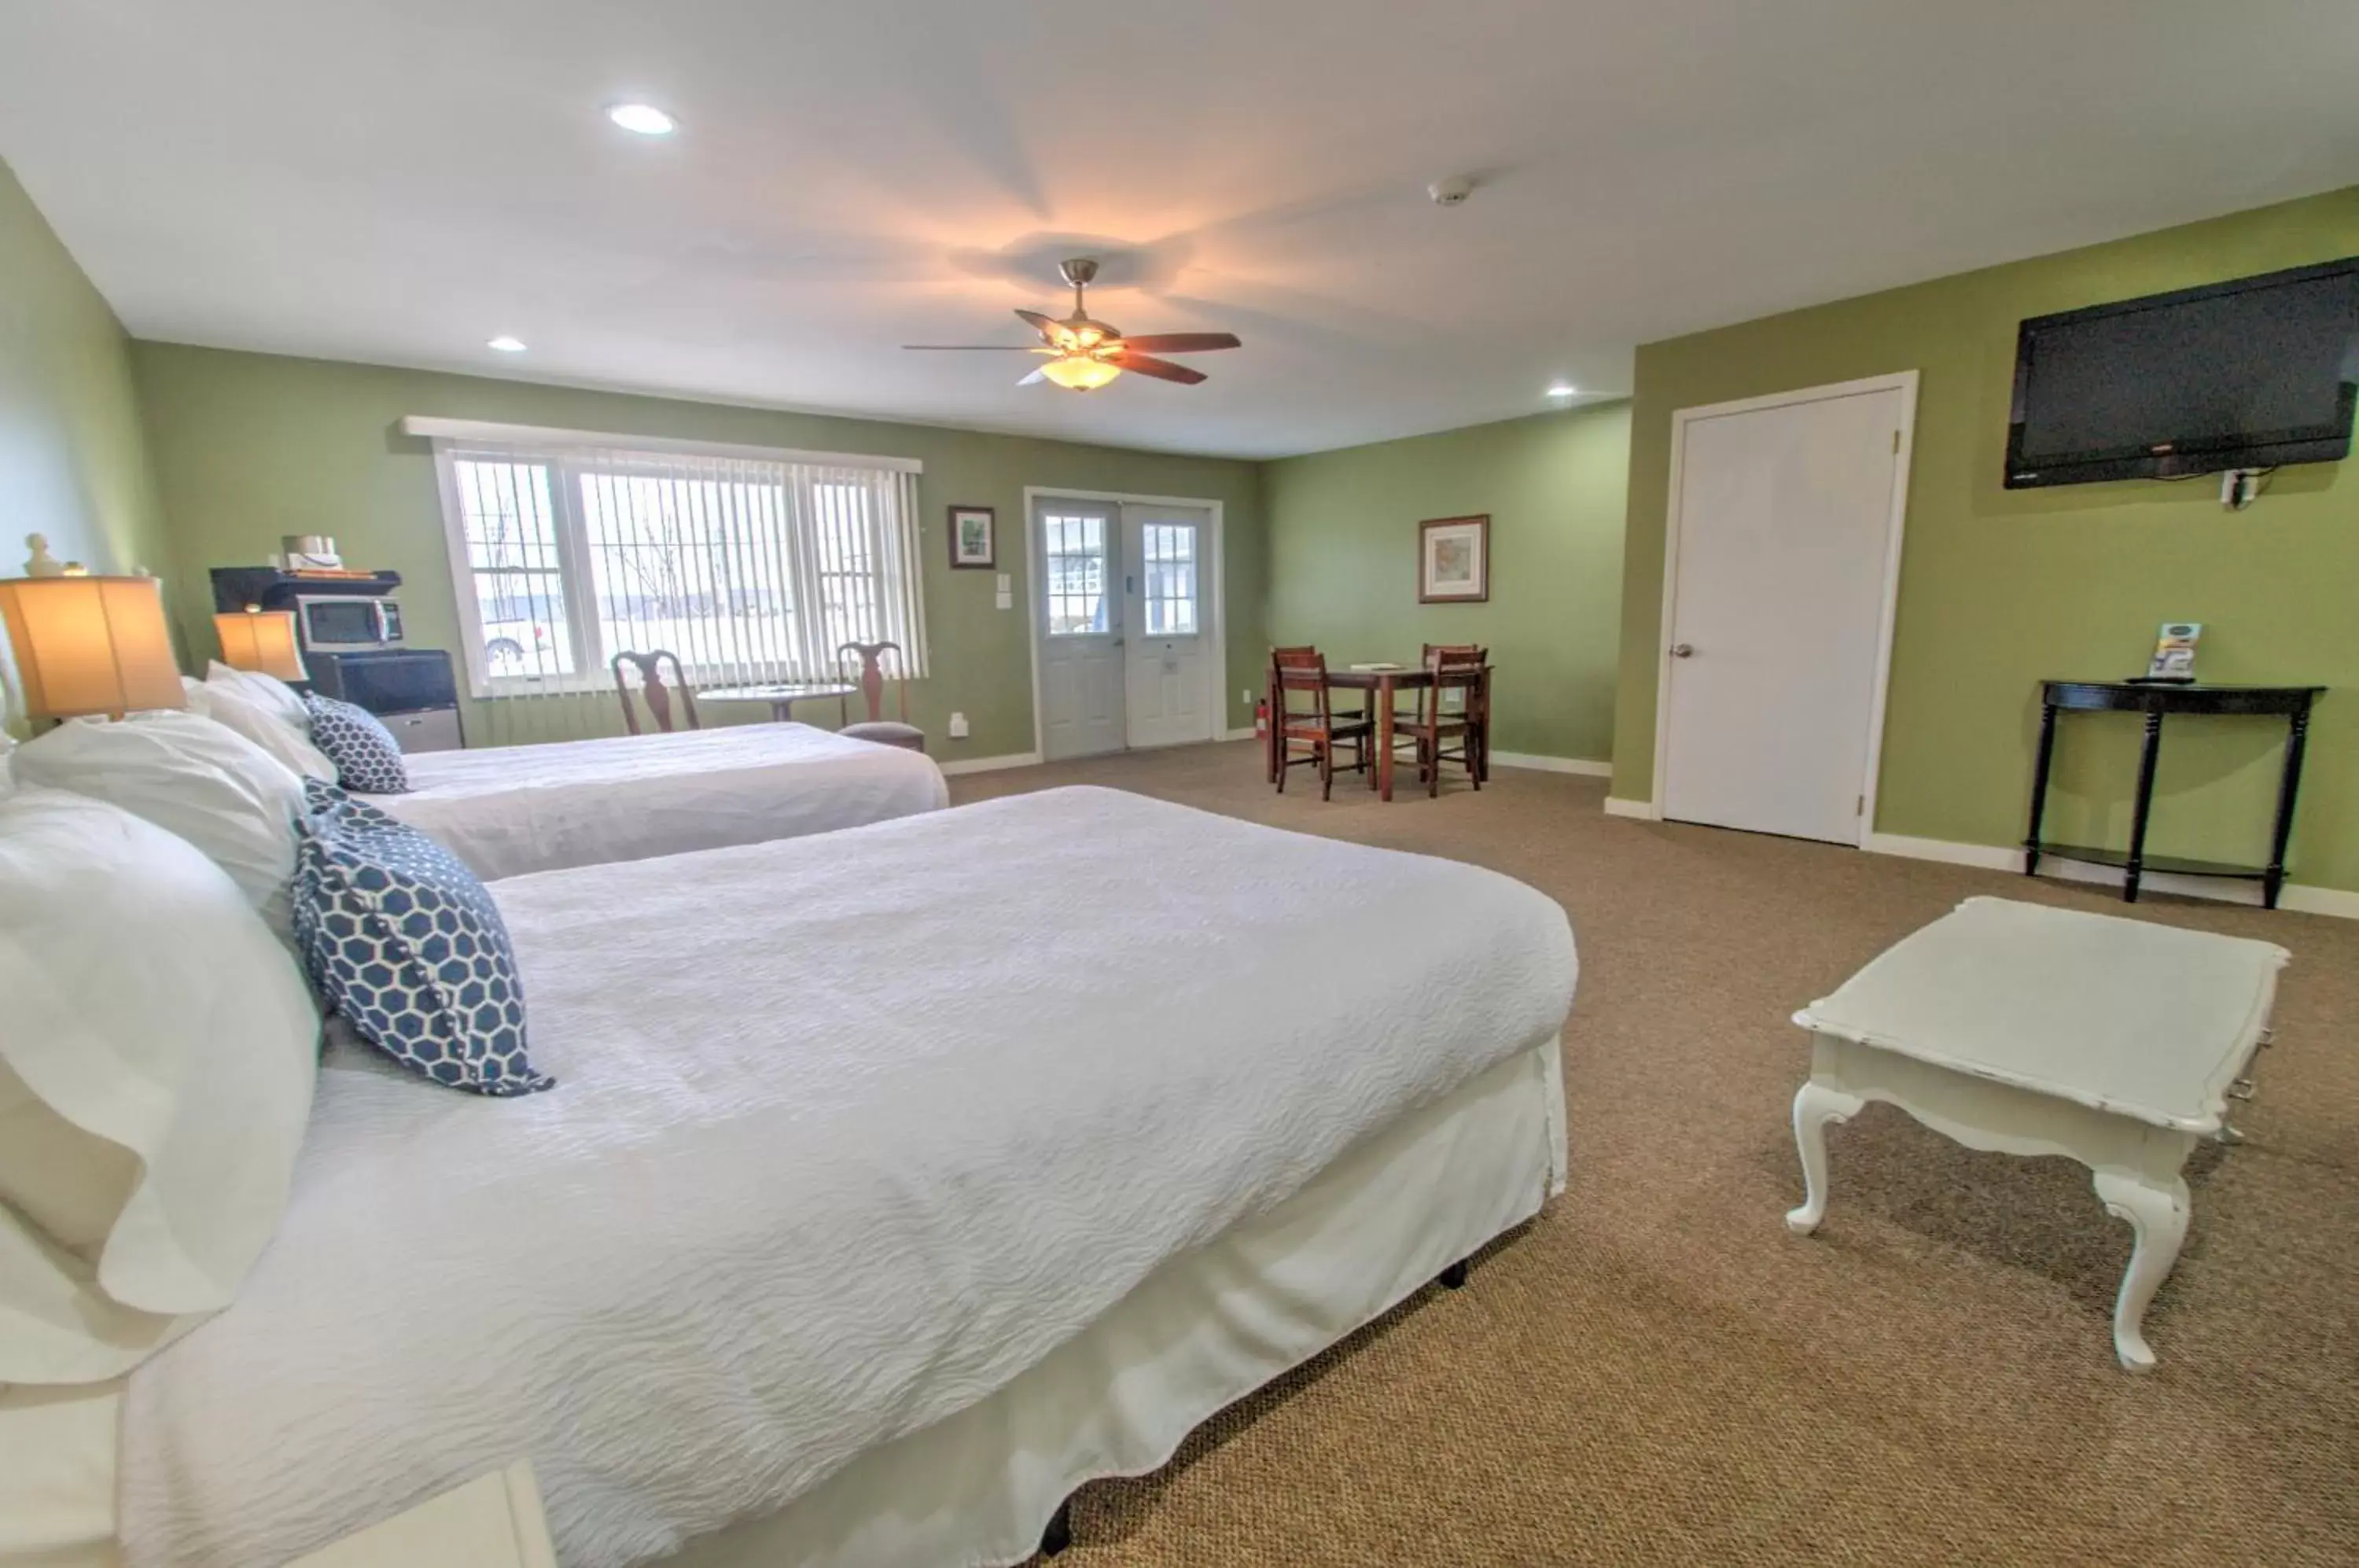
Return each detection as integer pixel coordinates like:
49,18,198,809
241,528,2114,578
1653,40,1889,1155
1546,382,1578,399
1038,355,1123,392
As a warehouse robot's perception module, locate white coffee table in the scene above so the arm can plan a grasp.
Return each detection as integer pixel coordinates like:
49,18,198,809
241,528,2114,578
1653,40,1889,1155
1784,896,2288,1371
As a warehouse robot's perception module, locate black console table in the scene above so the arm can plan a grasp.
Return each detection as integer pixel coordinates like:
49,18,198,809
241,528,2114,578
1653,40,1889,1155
2024,682,2324,908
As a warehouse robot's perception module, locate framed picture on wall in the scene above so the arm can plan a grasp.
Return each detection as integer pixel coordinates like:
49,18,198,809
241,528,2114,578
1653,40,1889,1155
1418,514,1489,603
948,506,996,569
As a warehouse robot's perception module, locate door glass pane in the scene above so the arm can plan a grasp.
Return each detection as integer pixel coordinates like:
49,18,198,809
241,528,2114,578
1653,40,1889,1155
1138,522,1198,635
453,459,575,677
1043,513,1109,636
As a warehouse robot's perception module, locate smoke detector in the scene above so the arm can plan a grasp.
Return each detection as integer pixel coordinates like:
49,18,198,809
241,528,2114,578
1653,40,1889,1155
1427,175,1476,207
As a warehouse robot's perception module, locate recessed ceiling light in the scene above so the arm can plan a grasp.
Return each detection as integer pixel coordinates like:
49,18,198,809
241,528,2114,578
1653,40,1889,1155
607,103,676,136
1546,383,1578,399
487,336,528,353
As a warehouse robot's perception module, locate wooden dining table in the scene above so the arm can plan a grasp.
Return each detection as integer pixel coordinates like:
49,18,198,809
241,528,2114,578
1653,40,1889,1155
1266,664,1490,802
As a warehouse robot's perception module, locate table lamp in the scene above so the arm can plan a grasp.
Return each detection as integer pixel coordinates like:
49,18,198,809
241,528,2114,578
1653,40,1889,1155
0,572,185,721
214,605,308,682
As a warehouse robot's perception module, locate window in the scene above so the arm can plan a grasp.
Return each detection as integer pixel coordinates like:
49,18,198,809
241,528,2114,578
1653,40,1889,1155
421,425,925,696
1138,521,1198,635
1041,513,1109,636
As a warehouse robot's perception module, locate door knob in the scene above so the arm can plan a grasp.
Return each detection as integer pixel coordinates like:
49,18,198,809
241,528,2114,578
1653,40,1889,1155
1669,643,1695,658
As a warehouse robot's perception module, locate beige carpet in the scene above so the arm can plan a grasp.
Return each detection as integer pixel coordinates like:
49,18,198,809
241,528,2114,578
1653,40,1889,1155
949,742,2357,1567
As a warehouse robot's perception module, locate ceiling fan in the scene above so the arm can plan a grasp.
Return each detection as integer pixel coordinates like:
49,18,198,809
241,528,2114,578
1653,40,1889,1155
903,258,1241,391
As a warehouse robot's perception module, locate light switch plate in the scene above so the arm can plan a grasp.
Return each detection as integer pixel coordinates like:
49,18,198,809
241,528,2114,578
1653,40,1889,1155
995,573,1010,592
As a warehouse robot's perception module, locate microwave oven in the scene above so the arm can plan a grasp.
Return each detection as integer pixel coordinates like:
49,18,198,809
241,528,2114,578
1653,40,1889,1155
295,594,405,651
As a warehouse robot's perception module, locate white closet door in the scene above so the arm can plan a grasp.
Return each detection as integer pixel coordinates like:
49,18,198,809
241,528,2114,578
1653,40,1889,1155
1660,383,1907,844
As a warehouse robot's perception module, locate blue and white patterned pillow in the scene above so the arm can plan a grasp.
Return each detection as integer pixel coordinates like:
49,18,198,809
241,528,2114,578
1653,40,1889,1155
304,694,410,793
293,780,552,1096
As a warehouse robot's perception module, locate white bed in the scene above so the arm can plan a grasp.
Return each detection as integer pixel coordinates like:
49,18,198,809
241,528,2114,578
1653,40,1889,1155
113,787,1577,1568
377,721,949,880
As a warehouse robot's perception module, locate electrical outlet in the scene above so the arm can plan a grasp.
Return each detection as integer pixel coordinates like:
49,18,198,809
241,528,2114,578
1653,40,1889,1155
948,712,970,740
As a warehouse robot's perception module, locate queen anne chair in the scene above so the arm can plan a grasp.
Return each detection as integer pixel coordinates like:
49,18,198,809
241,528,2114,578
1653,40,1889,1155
837,642,926,752
611,650,698,735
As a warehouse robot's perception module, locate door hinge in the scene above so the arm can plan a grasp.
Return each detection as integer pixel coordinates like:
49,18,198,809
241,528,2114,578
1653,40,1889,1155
1891,429,1901,454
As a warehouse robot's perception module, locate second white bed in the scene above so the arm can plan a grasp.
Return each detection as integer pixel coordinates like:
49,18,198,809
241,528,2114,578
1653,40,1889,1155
377,721,948,879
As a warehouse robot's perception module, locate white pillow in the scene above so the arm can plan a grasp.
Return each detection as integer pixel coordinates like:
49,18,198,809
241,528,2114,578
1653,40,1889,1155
9,709,306,940
0,788,319,1384
183,675,337,782
205,660,311,732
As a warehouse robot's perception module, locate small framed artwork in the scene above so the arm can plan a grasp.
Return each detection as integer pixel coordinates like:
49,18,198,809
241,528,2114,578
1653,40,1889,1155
948,506,996,570
1418,514,1490,603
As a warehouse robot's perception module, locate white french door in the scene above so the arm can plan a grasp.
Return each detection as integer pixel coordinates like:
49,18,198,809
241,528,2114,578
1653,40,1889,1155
1657,374,1915,845
1032,499,1126,760
1119,504,1214,749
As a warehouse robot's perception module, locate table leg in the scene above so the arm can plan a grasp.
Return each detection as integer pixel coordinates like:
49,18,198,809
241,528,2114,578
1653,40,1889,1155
2023,701,2059,877
1377,675,1397,802
2092,1170,2189,1372
1784,1080,1865,1235
1265,676,1279,784
2122,709,2165,903
2263,708,2312,911
771,700,794,724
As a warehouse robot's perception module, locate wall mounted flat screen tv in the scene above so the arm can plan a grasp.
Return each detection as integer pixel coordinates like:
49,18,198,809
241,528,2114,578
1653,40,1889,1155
2005,256,2359,488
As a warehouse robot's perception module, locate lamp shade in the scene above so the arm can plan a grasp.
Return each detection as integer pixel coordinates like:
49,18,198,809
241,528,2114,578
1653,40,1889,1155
0,575,185,720
214,608,308,682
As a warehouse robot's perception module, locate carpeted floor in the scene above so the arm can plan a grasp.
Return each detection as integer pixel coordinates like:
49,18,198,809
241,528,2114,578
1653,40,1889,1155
949,742,2357,1567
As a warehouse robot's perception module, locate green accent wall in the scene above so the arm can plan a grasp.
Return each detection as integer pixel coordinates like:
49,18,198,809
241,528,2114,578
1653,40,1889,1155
1613,186,2359,894
1265,402,1629,763
0,156,169,731
131,344,1267,757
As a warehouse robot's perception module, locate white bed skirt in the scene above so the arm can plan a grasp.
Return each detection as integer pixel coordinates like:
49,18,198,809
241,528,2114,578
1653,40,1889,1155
671,1038,1567,1568
0,1042,1561,1568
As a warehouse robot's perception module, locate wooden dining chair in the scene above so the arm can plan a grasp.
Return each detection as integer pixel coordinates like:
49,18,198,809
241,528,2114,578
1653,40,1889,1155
835,641,926,752
1422,643,1491,782
1398,646,1487,797
1270,648,1373,800
611,650,698,735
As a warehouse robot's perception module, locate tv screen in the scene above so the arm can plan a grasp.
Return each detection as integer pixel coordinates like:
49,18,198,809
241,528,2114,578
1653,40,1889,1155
2005,256,2359,488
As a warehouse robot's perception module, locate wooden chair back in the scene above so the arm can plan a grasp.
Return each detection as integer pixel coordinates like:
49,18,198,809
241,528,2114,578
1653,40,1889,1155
837,641,911,723
611,650,698,735
1422,643,1488,723
1269,646,1336,731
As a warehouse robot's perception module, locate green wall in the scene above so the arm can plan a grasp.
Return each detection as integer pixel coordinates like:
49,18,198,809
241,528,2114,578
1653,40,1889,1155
1265,402,1629,762
0,156,170,733
1613,186,2359,893
131,344,1267,759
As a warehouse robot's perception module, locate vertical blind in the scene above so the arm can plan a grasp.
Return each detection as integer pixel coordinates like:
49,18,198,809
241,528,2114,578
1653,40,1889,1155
425,430,926,707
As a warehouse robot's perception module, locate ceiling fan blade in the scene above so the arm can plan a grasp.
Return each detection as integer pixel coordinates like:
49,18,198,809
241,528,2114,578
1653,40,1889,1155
1112,352,1207,385
1014,309,1071,348
902,344,1042,351
1018,366,1049,387
1116,333,1242,355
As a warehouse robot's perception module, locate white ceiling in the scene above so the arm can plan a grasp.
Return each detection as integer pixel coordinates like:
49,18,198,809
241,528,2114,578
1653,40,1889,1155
3,1,2356,459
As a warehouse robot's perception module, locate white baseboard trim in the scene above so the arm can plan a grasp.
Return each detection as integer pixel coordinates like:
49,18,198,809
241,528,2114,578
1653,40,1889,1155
1602,796,1658,821
1487,752,1613,778
1865,831,2359,920
937,751,1043,777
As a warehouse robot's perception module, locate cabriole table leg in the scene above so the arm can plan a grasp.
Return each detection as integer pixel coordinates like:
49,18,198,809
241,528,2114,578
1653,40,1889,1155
1785,1079,1866,1235
2092,1170,2191,1373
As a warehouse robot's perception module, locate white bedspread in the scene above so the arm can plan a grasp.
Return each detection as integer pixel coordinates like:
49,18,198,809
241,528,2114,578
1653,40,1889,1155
379,722,948,879
121,788,1577,1568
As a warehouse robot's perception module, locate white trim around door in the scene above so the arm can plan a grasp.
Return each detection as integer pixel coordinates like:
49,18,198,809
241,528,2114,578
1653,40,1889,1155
1650,370,1919,848
1022,486,1227,760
